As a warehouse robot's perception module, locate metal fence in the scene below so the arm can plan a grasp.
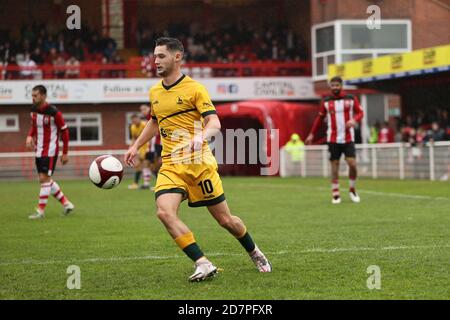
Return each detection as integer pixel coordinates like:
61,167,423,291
0,142,449,181
0,150,130,181
280,141,450,181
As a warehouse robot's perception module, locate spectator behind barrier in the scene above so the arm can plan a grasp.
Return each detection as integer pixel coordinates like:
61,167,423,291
284,133,305,162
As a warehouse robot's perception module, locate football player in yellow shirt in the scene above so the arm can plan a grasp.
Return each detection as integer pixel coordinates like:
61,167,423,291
125,37,271,282
128,114,148,189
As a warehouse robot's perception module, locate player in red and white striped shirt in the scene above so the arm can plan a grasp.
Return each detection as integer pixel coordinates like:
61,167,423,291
306,77,364,204
26,85,74,219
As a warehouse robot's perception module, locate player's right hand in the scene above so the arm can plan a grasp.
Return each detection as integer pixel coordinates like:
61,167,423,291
305,134,314,145
124,146,137,166
26,136,35,151
61,154,69,165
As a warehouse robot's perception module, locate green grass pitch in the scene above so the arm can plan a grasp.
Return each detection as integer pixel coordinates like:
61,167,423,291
0,177,449,299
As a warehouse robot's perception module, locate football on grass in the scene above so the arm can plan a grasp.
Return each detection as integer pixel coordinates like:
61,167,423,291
89,155,123,189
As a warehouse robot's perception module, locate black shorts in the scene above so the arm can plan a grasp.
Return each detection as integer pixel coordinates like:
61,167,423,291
328,143,356,161
35,156,58,176
146,144,162,162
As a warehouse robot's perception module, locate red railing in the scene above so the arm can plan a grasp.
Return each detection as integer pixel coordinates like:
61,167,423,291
0,61,311,80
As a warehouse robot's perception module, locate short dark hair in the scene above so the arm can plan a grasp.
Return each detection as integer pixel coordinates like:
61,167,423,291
330,76,343,84
32,85,47,95
155,37,184,53
131,113,140,119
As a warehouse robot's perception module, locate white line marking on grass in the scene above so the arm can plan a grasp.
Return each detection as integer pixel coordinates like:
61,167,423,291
298,244,450,253
355,189,450,201
1,244,449,266
235,183,450,201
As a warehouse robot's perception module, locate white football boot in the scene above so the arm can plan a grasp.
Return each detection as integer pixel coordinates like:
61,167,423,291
63,201,75,215
332,197,342,204
127,183,139,190
29,208,45,220
349,191,361,203
250,246,272,272
188,261,218,282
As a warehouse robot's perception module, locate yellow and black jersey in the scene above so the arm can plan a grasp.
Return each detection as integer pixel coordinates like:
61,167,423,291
130,120,147,140
130,120,148,158
149,74,217,164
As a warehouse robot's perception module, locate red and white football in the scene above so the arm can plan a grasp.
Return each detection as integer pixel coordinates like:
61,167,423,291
88,155,124,189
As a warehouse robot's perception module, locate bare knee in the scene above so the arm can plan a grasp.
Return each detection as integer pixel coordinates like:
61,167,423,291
156,206,176,224
39,175,51,184
331,160,339,174
347,159,357,171
217,215,233,229
219,215,243,232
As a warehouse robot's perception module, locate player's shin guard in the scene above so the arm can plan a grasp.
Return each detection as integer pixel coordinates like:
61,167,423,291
38,182,52,212
236,228,256,253
142,168,151,186
50,180,68,205
332,179,340,198
175,232,205,262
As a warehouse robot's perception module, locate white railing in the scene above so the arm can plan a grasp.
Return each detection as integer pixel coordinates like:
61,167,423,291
0,142,449,181
280,141,450,181
0,150,129,181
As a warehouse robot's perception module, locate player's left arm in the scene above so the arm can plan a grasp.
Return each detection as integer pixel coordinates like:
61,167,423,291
346,96,364,128
55,111,70,165
191,85,220,151
202,114,221,140
191,114,221,151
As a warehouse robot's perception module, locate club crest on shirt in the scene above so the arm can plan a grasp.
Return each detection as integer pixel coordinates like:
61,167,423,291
344,100,351,109
177,96,183,104
44,116,49,125
160,127,172,138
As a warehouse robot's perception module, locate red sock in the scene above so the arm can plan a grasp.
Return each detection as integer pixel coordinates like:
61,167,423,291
331,179,340,199
50,180,68,205
38,182,52,212
142,168,151,186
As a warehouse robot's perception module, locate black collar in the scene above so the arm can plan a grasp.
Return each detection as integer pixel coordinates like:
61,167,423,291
31,102,49,112
162,74,186,91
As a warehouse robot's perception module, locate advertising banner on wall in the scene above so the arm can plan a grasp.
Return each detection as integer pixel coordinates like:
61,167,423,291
0,77,318,105
328,44,450,84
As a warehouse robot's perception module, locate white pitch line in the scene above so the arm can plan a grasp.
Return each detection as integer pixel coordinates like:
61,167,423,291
234,183,450,201
354,189,450,201
299,244,450,253
0,244,449,267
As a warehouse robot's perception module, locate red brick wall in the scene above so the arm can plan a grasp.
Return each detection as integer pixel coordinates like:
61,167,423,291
0,106,33,152
412,0,450,49
0,103,143,153
310,0,450,49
